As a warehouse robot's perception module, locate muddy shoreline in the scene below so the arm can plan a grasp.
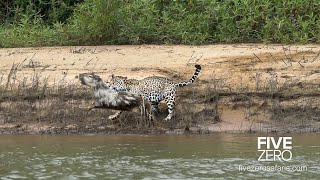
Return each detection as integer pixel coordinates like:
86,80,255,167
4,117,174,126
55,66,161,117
1,90,319,135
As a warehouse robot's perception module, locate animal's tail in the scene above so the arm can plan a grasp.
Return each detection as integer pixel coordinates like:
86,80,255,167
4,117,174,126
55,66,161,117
176,64,201,87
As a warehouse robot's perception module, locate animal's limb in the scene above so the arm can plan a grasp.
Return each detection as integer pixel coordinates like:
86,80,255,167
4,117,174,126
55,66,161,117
164,95,176,121
108,111,122,120
85,101,123,121
85,101,104,112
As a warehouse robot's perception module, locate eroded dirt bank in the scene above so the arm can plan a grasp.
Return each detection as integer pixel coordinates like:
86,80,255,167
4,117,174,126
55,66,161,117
0,44,319,134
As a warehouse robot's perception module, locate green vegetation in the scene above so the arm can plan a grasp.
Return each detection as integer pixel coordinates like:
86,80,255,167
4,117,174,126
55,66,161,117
1,0,320,47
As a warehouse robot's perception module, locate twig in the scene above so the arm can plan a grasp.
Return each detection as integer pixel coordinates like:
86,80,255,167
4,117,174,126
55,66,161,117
269,53,278,64
30,53,37,61
18,57,28,67
253,53,262,62
311,52,320,63
186,52,194,64
93,58,100,69
91,47,97,54
282,59,287,66
115,49,125,55
5,63,18,90
187,54,202,65
195,55,202,63
84,58,93,68
297,61,304,68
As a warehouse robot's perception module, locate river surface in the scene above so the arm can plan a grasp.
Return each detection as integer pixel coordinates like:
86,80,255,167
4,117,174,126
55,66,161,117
0,134,319,179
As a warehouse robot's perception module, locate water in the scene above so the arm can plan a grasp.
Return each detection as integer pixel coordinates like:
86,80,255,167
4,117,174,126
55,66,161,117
0,134,319,179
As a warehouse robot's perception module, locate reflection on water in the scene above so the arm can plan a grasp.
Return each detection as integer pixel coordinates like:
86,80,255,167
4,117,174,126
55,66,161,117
0,134,319,179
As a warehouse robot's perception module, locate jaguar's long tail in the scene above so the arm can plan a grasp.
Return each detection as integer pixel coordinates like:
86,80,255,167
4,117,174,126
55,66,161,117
175,65,201,87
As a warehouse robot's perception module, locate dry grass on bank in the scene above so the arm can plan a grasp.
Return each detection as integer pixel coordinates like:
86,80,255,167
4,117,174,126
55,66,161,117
0,59,319,134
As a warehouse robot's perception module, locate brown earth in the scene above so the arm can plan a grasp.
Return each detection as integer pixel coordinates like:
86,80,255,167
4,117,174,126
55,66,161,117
0,44,320,134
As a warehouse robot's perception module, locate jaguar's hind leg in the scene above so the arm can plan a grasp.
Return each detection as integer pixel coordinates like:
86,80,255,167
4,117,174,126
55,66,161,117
164,92,176,121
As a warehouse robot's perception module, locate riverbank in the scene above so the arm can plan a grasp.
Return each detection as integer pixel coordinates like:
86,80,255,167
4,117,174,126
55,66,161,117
0,44,319,134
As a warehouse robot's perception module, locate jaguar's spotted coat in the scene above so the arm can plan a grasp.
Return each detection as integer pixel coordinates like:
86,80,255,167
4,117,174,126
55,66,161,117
107,65,202,121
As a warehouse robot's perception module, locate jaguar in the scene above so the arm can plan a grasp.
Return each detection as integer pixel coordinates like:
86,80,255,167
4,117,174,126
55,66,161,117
106,64,202,121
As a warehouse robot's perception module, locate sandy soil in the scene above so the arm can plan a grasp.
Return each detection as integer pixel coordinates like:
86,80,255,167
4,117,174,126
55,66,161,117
0,44,320,134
